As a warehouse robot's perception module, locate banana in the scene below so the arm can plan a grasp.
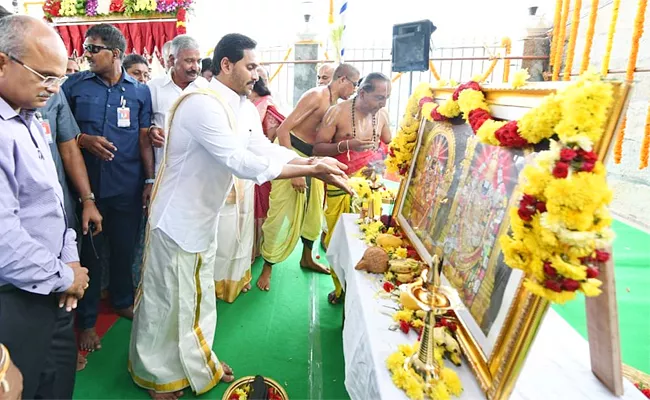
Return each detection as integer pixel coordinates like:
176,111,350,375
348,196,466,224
389,258,422,274
395,272,417,283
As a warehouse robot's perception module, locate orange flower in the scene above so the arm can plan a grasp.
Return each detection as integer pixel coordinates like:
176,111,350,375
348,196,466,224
580,0,599,74
615,0,647,164
563,0,583,81
640,103,650,169
601,0,621,76
552,0,571,81
549,0,564,69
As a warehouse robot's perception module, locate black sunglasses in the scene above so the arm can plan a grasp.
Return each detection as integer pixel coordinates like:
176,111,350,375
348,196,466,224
83,44,113,54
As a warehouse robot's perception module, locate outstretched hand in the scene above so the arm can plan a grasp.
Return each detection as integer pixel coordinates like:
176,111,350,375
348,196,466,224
313,159,353,196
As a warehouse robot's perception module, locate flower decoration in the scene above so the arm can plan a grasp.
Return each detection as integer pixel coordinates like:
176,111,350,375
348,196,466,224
387,71,616,304
44,0,193,18
511,68,530,89
86,0,98,16
386,343,463,400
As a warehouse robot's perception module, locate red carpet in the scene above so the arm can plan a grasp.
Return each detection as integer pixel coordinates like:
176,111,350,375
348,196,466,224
76,299,120,356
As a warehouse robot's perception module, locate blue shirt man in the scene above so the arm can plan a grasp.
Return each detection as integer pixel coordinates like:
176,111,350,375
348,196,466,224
63,69,152,200
60,23,154,352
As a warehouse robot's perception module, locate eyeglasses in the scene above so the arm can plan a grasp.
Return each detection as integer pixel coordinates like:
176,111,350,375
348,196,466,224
83,43,113,54
9,55,68,88
345,76,360,87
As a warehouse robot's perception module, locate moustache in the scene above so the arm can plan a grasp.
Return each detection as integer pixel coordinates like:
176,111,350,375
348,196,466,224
186,70,198,75
38,92,52,99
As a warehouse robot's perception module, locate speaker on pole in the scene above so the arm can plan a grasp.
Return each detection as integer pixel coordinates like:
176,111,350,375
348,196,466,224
391,20,437,73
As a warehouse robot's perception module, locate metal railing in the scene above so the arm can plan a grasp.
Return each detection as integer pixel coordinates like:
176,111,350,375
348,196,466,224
258,43,543,129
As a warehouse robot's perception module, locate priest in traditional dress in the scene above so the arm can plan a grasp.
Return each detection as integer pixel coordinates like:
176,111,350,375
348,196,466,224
313,72,392,304
128,33,352,400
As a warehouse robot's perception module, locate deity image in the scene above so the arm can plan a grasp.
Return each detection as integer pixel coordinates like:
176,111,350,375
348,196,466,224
401,124,456,254
440,139,524,335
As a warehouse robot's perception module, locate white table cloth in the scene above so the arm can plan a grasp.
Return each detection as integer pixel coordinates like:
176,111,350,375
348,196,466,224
326,213,644,400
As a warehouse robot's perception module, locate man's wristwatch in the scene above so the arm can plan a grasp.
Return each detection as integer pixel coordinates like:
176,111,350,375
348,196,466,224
144,178,155,185
79,193,95,203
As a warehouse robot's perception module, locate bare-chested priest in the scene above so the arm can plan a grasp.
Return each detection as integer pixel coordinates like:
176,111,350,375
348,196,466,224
257,63,360,291
313,72,392,304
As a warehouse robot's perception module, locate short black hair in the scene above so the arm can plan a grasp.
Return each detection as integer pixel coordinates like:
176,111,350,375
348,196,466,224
359,72,390,93
253,77,271,97
86,23,126,59
201,58,212,74
0,5,12,18
123,54,148,70
212,33,257,75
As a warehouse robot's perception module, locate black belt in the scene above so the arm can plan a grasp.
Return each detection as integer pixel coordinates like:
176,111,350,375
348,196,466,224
290,134,313,157
0,285,17,293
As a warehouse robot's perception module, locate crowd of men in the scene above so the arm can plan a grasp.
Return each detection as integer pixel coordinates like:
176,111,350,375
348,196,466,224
0,6,391,399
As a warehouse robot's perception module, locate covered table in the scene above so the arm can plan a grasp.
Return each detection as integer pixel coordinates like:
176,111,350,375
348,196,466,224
326,213,644,400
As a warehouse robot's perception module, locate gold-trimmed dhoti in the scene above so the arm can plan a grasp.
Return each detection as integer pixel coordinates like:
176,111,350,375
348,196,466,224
260,134,324,264
129,228,223,394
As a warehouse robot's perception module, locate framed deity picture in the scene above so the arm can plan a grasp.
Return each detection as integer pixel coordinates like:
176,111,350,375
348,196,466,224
393,82,631,399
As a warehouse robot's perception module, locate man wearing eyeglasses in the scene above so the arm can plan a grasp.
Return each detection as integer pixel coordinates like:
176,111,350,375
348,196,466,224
314,72,392,304
0,15,90,398
256,63,360,291
62,23,154,353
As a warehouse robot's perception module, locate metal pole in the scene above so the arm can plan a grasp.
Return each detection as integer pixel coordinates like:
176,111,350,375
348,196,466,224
408,71,414,96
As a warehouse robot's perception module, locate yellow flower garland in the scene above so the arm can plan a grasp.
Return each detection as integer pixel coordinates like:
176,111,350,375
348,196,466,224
386,71,616,304
386,343,463,400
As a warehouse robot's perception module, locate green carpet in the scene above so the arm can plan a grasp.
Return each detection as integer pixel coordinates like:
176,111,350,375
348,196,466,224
73,243,350,400
74,219,650,398
553,219,650,374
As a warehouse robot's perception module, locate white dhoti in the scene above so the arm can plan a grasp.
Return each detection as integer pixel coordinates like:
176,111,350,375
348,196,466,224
129,228,224,394
214,178,255,303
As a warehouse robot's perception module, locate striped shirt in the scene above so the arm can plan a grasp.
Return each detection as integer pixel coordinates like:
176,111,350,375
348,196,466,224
0,95,76,295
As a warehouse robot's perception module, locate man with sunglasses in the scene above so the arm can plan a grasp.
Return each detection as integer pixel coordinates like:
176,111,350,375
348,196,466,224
0,15,90,398
256,63,360,291
62,23,154,353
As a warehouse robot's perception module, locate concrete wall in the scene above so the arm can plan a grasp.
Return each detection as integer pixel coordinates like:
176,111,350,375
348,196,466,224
555,0,650,230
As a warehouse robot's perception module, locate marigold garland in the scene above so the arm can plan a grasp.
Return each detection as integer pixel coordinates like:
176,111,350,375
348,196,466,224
386,343,463,400
387,71,616,304
549,0,564,69
640,103,650,169
614,0,648,164
600,0,621,76
552,0,571,81
502,37,512,83
580,0,600,74
563,0,582,80
614,0,647,164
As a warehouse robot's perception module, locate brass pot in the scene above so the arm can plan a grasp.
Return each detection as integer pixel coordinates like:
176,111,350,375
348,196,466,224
221,376,289,400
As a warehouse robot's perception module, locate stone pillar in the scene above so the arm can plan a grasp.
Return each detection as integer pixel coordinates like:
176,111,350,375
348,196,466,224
293,39,318,107
521,6,552,82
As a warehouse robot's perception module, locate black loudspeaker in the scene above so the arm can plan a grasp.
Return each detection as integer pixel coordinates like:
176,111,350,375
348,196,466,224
391,20,437,73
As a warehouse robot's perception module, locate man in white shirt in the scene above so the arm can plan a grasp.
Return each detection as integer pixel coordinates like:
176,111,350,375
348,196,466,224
128,33,351,400
147,34,206,175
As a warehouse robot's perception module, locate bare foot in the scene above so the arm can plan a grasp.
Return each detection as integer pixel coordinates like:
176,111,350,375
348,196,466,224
79,328,102,352
76,353,87,371
241,283,251,293
147,390,184,400
256,264,272,291
115,305,134,320
300,256,330,275
221,362,235,383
